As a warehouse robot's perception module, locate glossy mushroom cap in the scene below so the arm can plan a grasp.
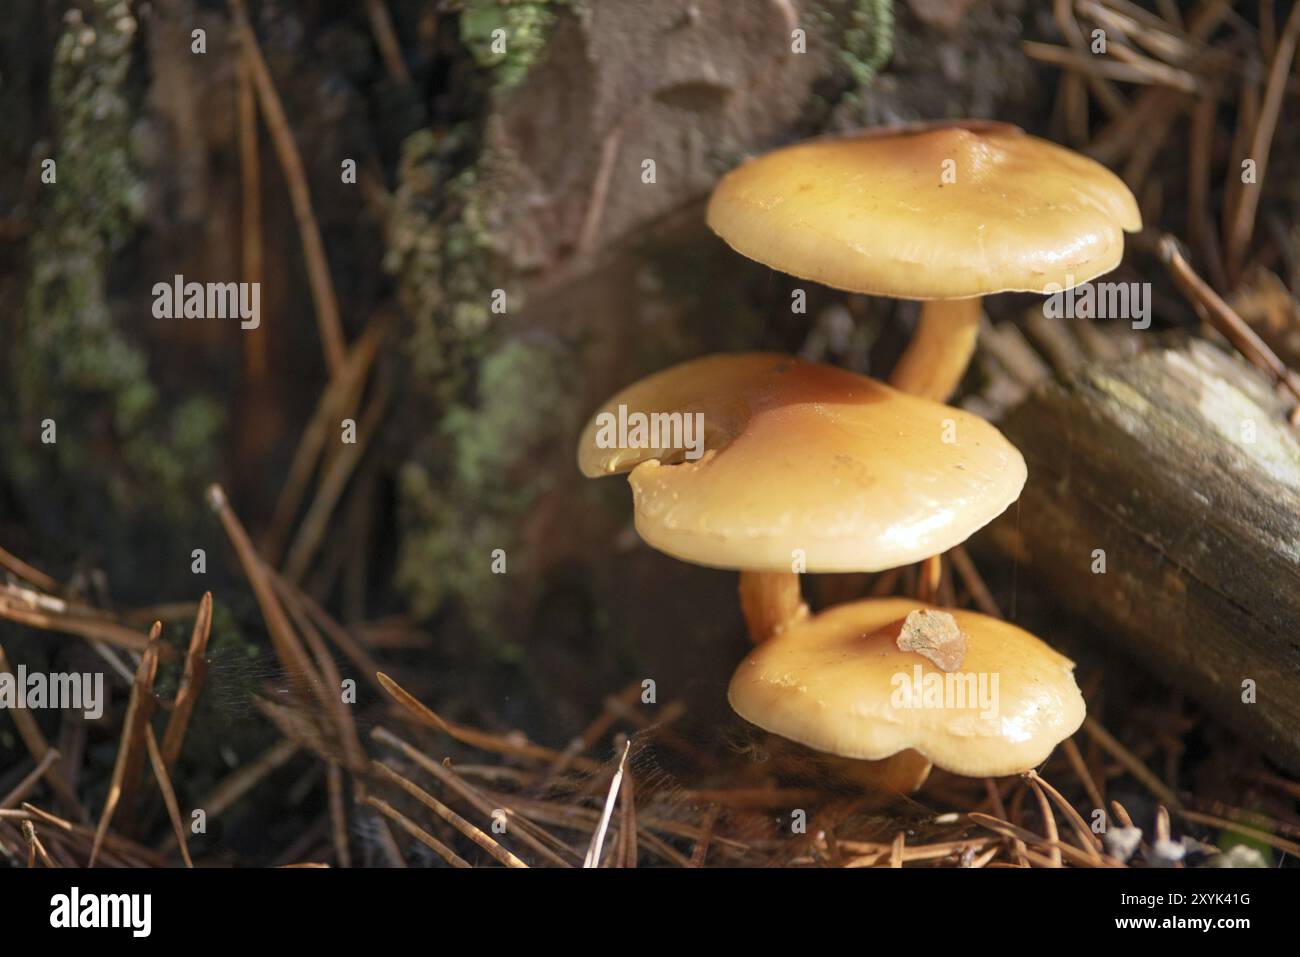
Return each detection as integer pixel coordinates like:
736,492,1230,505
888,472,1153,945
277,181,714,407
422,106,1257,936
707,121,1142,299
577,353,1026,572
728,598,1086,777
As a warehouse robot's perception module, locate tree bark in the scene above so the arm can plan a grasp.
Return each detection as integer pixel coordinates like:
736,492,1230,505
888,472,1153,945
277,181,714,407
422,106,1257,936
986,339,1300,774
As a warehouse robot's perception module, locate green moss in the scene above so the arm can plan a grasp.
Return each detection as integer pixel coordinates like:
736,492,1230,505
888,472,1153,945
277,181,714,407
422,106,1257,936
840,0,895,88
807,0,894,120
384,127,517,391
459,0,565,91
383,1,612,644
4,0,223,540
387,117,579,645
396,339,577,638
444,339,573,498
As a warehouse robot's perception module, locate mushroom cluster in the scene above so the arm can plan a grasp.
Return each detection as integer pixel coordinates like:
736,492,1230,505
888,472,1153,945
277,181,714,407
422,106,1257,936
578,121,1139,790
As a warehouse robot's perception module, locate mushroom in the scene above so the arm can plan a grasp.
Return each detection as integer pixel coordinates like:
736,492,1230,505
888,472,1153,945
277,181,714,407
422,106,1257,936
577,353,1026,643
728,597,1086,781
762,734,936,798
706,120,1142,401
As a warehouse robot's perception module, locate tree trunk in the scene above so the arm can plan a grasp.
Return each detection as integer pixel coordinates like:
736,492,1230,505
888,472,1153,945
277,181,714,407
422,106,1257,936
987,338,1300,774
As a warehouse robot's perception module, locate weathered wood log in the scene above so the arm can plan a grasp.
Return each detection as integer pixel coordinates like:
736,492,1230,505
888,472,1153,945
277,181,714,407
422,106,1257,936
986,338,1300,774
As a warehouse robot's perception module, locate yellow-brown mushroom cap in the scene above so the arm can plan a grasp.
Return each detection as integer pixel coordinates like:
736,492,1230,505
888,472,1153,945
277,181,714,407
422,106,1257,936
728,598,1086,777
577,353,1026,572
707,121,1142,299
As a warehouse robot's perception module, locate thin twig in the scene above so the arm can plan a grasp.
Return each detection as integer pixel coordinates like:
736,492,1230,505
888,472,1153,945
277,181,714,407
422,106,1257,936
371,727,575,867
372,760,527,868
1082,714,1182,809
1173,807,1300,857
0,590,156,654
158,738,299,854
237,44,266,381
1027,775,1062,867
327,761,352,868
0,750,62,811
206,484,326,701
22,820,54,868
984,778,1026,866
0,642,84,817
0,545,60,592
377,672,598,771
364,795,470,868
1061,737,1107,824
365,0,411,85
584,740,631,868
1225,1,1300,283
160,591,213,769
949,545,1002,617
262,318,386,564
228,0,347,375
90,623,161,867
283,377,391,584
1158,235,1300,411
144,726,193,868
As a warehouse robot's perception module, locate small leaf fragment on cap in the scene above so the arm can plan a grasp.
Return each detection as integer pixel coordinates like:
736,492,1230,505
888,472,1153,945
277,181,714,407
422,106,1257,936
896,608,968,672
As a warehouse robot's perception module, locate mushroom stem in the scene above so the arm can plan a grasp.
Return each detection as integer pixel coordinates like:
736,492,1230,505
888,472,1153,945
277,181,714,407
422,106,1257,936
738,570,809,644
770,738,934,799
830,749,934,795
915,554,942,603
888,297,983,402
